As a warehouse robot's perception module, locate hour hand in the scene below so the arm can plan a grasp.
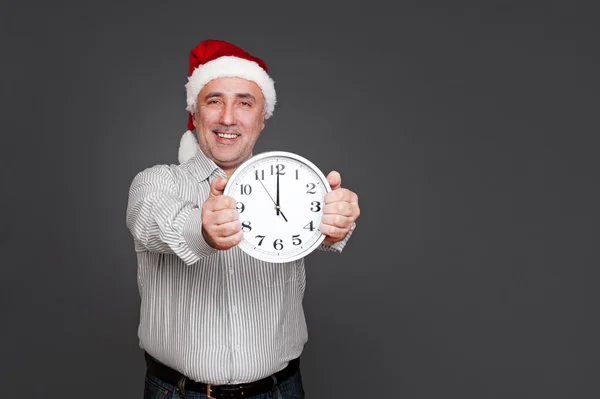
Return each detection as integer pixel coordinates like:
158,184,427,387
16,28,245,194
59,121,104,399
276,172,288,222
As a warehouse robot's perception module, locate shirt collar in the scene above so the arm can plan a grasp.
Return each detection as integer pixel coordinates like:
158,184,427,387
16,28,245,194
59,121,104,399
185,148,226,182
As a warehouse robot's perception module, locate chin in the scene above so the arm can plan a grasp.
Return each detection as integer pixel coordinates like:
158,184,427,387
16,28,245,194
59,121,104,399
211,152,241,166
214,146,247,160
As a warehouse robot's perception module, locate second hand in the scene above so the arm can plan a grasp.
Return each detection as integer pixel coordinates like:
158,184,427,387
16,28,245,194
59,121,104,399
256,178,288,222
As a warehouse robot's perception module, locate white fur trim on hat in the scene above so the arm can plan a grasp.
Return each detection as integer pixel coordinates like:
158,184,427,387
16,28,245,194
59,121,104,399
185,55,276,118
178,130,199,163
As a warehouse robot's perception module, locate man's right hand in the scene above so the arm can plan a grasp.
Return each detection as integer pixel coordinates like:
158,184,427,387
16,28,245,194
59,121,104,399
201,177,242,250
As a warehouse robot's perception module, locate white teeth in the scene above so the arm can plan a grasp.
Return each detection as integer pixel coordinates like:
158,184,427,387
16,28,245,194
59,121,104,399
217,133,237,139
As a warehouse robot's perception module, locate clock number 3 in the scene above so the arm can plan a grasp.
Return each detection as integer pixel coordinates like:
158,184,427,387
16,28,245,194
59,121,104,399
310,201,321,212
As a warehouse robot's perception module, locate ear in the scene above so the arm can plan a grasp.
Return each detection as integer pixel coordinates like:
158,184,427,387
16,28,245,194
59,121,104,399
260,113,266,131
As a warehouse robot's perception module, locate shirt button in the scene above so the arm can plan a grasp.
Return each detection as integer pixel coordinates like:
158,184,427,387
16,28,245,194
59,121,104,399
229,268,234,275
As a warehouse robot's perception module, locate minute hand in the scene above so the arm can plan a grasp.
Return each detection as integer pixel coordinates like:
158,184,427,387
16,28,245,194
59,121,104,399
276,171,280,216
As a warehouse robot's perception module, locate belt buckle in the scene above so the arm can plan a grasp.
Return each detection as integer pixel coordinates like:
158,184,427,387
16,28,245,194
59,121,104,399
207,384,215,399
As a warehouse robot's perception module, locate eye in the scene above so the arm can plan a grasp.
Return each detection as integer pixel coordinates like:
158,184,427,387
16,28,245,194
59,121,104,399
240,101,251,106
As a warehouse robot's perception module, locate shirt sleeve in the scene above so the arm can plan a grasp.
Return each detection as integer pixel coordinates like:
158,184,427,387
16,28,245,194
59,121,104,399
125,165,218,265
316,222,356,253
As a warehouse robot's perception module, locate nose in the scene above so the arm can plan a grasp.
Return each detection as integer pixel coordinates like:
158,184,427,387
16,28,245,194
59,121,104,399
219,103,235,126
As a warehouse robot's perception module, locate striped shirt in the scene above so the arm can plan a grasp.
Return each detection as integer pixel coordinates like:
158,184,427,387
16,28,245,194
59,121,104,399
125,149,354,385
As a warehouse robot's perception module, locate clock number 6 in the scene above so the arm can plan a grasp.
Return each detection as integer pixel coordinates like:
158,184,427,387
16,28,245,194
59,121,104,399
273,239,283,250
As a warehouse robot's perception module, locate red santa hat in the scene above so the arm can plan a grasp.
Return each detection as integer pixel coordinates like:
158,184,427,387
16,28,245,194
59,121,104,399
178,39,276,163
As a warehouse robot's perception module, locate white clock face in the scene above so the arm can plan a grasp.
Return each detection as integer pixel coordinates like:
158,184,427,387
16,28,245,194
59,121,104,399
224,151,331,263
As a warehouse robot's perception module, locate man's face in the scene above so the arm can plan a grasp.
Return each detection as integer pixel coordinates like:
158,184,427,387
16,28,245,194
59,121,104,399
193,77,266,176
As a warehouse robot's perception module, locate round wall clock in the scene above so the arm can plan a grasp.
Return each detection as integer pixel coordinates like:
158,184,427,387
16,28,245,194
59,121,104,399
223,151,331,263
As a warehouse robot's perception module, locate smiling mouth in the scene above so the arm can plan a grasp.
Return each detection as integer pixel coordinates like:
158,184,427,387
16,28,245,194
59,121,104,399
214,131,240,140
217,132,238,139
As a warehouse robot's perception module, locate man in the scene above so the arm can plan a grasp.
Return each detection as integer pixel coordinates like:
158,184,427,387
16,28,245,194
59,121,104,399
126,39,360,398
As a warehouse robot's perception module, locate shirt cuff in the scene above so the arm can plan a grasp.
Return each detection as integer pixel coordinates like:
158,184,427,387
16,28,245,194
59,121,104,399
183,208,219,260
317,222,356,253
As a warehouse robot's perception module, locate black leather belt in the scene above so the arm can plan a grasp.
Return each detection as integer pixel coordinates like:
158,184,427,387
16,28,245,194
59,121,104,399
145,352,299,398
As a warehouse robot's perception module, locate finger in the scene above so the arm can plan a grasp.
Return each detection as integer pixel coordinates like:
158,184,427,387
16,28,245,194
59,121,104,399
212,208,239,225
327,171,342,191
205,195,237,212
352,202,360,220
323,201,353,217
222,230,244,247
319,223,346,240
213,219,242,238
321,214,352,229
209,177,228,198
211,230,243,250
324,188,352,204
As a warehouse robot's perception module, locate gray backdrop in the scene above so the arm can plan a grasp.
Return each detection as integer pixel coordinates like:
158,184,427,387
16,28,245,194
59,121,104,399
2,1,598,398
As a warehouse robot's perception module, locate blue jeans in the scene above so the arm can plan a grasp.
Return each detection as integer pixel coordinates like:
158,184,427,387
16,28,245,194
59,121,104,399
144,369,305,399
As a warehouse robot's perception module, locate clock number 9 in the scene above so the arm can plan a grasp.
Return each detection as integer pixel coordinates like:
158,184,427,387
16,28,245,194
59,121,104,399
241,221,252,232
236,202,245,213
273,239,283,250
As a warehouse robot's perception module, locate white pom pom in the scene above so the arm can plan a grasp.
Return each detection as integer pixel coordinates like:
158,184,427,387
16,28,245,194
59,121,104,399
178,130,199,163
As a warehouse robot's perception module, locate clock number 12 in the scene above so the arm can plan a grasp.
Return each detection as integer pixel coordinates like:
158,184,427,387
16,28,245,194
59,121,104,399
271,164,285,175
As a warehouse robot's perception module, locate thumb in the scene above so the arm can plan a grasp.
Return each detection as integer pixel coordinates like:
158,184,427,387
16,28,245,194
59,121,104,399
327,171,341,190
209,177,228,197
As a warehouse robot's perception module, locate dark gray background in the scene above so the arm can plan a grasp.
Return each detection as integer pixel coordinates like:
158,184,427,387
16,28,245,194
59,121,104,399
2,0,598,397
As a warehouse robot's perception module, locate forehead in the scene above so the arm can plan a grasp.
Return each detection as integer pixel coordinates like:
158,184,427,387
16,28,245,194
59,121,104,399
200,77,264,98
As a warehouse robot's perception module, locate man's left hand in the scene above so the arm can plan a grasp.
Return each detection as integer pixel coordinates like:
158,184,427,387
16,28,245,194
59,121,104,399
320,171,360,245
